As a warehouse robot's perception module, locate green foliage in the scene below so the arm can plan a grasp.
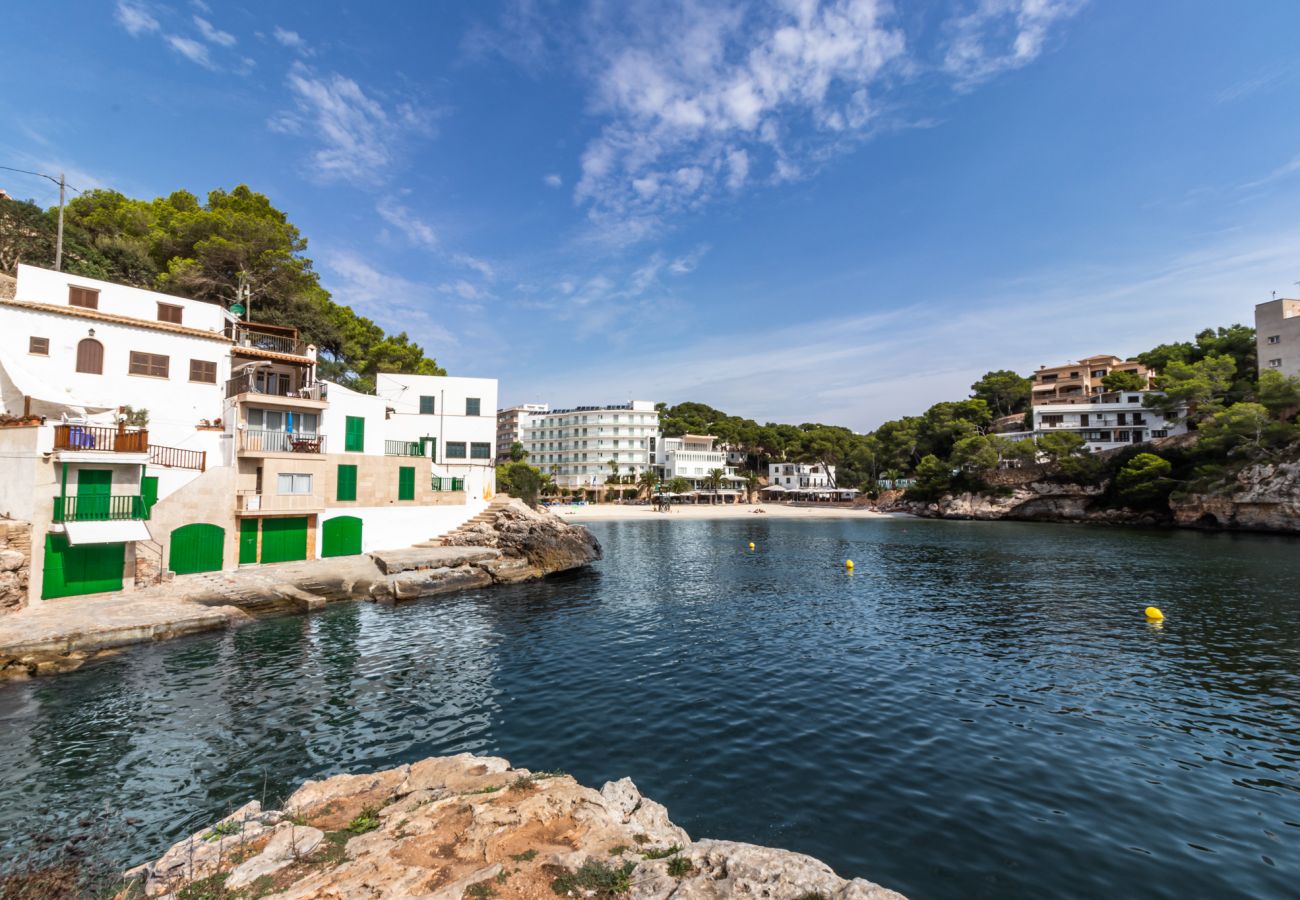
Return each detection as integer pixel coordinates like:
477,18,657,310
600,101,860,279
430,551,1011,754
511,849,538,862
640,845,682,860
1197,402,1297,458
666,476,691,494
509,441,528,462
1115,453,1174,505
550,859,636,896
1035,431,1085,462
203,820,241,841
950,434,999,472
1101,370,1146,392
906,454,952,500
970,369,1032,418
1145,355,1237,423
1256,369,1300,417
345,808,381,835
466,881,496,899
498,461,543,507
666,856,693,877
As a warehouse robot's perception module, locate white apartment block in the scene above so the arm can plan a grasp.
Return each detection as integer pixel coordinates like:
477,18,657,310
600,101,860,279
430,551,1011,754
767,462,837,489
0,264,491,606
1256,298,1300,377
1028,392,1186,453
523,401,659,489
654,434,742,489
496,403,548,463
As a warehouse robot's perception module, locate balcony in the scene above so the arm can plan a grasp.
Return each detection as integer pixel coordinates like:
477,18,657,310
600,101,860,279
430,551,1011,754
225,372,328,404
385,439,431,458
54,425,148,453
53,495,150,522
148,444,207,471
238,430,326,454
237,491,323,513
431,476,464,492
232,325,310,358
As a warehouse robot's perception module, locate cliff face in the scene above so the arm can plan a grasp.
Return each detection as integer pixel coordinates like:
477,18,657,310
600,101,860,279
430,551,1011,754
1169,461,1300,531
127,753,904,899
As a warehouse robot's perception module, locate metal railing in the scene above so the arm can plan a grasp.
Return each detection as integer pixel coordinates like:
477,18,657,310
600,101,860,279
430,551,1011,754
239,430,326,453
53,495,151,522
385,440,430,457
431,476,464,492
225,372,327,401
237,491,323,512
232,325,310,357
54,425,148,453
149,444,206,471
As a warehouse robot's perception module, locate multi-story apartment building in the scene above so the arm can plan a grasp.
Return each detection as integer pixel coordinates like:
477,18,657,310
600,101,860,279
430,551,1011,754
766,462,837,489
1030,355,1153,406
1255,298,1300,377
0,264,491,606
654,434,741,490
376,373,498,500
522,401,659,489
495,403,548,463
1028,393,1185,452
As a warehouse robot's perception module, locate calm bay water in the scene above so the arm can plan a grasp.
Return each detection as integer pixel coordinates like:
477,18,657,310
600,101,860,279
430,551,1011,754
1,517,1298,898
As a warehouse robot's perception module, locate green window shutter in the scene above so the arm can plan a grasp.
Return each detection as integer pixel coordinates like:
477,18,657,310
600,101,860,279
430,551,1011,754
336,464,357,501
345,416,365,452
142,475,159,509
76,469,113,520
398,466,415,500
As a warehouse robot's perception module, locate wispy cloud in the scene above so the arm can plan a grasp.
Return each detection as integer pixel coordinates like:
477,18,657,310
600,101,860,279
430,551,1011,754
376,197,438,248
1238,153,1300,192
543,173,563,188
165,34,215,69
273,63,434,184
322,250,457,347
193,15,236,47
115,1,159,36
941,0,1084,89
273,26,310,54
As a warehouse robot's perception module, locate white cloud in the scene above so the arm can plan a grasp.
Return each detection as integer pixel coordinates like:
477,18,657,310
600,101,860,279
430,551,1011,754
543,173,563,188
165,34,215,69
194,15,236,47
275,63,432,184
942,0,1084,88
273,26,310,53
115,1,159,36
1239,153,1300,192
323,251,457,347
376,197,438,248
439,280,488,302
453,253,496,280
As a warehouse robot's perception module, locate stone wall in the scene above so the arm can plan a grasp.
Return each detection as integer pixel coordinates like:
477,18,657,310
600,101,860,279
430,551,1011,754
0,520,32,616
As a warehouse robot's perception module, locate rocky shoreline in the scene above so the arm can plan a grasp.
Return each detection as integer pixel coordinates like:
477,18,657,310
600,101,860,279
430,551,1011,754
127,753,904,899
0,499,600,681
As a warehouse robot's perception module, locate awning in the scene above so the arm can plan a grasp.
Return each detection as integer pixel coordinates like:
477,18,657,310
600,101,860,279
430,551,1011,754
760,485,787,492
0,358,118,415
62,520,153,545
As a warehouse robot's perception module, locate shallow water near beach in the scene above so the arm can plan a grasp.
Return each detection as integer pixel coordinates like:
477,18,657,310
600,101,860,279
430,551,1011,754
1,517,1298,899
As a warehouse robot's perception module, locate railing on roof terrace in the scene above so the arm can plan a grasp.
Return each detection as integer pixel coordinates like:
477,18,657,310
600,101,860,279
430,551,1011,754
53,495,151,522
385,440,431,457
54,425,148,453
239,430,326,453
431,476,464,492
233,325,309,357
149,444,206,471
225,372,327,401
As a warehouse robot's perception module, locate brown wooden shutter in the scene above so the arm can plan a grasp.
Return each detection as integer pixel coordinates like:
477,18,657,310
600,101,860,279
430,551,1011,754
69,286,99,308
75,339,103,374
157,303,183,324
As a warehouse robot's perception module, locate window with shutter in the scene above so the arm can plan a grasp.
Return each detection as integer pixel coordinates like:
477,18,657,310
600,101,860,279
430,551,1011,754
345,416,365,452
75,339,103,374
398,466,415,500
157,303,183,324
189,359,217,383
29,337,49,355
68,286,99,308
336,464,357,501
129,351,169,378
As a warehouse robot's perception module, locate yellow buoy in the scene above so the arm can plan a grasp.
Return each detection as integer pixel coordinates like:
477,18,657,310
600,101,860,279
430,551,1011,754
748,542,755,551
1145,606,1164,621
845,560,855,570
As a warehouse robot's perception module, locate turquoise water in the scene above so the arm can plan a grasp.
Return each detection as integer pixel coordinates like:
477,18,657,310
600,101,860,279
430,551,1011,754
0,517,1298,898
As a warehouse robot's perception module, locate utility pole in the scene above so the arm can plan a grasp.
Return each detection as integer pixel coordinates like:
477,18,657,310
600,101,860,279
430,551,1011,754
54,172,65,271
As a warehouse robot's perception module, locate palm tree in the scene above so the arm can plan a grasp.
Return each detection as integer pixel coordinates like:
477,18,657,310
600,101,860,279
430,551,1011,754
637,470,659,501
743,471,761,503
705,468,726,504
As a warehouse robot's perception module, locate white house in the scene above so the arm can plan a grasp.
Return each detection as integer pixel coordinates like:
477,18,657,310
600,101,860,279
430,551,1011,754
1025,391,1186,452
522,401,659,489
767,461,837,489
654,434,743,492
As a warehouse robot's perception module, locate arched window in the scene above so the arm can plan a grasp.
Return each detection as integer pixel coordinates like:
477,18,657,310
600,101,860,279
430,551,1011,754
75,338,103,374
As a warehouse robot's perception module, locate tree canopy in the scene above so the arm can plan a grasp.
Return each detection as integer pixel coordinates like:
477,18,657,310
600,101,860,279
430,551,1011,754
0,187,444,391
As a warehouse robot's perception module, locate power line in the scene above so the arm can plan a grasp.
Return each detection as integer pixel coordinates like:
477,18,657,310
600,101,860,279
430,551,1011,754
0,165,82,194
0,164,84,271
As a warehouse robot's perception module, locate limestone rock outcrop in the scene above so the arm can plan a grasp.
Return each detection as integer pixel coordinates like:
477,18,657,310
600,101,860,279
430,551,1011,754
126,754,904,899
1170,460,1300,531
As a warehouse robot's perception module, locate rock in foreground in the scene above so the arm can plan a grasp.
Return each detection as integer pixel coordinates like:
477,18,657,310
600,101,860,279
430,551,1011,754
128,754,904,899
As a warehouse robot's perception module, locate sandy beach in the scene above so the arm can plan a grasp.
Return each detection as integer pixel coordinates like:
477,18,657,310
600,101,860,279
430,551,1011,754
554,502,889,522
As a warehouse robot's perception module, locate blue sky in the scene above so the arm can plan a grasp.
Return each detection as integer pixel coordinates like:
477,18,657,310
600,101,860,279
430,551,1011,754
3,1,1300,430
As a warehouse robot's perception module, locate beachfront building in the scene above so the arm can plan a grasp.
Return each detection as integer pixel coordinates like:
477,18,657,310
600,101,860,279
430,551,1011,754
1255,298,1300,377
495,403,548,463
1030,355,1154,406
522,401,659,490
0,264,488,606
376,373,499,501
654,434,745,499
760,462,857,501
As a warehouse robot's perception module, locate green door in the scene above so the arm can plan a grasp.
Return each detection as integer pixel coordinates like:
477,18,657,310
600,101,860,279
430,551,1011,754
345,416,365,452
42,534,124,599
76,469,113,520
238,518,259,565
142,475,159,515
260,517,308,563
398,466,415,500
169,523,224,575
321,516,362,557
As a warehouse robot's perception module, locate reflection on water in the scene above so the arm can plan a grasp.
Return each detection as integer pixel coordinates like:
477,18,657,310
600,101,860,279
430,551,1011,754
0,518,1297,899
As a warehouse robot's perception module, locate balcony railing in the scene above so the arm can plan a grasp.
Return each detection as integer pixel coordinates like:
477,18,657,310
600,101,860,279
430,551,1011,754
237,491,323,512
431,476,464,492
239,430,326,454
385,440,431,457
225,372,327,401
149,444,207,471
54,425,148,453
233,325,309,357
54,495,151,522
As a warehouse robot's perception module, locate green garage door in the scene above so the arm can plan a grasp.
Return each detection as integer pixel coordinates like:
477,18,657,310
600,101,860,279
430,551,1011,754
260,516,308,563
321,516,363,557
238,519,259,565
169,523,225,575
42,534,124,599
